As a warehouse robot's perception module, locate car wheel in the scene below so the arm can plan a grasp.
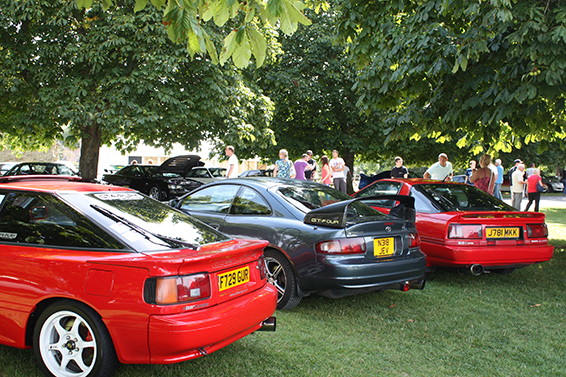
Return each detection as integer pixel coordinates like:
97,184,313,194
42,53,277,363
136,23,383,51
264,250,301,310
148,185,162,200
33,300,118,377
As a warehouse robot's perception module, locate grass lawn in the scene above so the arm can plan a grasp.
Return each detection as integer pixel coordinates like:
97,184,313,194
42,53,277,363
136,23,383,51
2,205,566,377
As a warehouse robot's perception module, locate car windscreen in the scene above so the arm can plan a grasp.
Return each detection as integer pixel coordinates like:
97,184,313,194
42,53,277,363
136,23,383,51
415,183,516,212
210,168,227,178
62,192,229,251
278,185,388,223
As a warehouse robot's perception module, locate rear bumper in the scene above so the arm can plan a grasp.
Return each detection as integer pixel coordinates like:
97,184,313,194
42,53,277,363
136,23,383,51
423,242,554,268
313,250,427,298
147,283,277,364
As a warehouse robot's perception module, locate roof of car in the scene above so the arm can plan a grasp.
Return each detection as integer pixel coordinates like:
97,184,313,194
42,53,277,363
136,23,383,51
377,178,466,185
0,176,134,193
218,177,325,189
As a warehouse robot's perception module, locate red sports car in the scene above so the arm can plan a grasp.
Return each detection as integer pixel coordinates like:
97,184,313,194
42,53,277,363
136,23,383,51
353,178,554,275
0,175,276,377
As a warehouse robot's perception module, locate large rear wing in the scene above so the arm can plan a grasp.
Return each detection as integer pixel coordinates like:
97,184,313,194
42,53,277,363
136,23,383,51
303,195,415,228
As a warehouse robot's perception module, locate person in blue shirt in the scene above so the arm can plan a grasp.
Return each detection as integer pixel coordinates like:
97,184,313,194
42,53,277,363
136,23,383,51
493,159,504,200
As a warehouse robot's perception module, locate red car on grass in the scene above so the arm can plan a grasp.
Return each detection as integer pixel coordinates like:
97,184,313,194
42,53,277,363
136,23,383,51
353,178,553,275
0,175,276,377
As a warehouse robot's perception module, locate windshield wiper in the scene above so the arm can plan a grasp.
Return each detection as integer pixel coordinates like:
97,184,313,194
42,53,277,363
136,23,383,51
91,205,197,250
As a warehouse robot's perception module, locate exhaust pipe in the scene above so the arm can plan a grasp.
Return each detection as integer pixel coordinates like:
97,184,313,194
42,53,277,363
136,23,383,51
409,279,426,290
469,264,484,276
256,316,276,332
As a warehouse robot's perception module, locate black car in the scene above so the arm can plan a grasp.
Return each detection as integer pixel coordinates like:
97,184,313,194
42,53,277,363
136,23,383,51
102,155,203,200
3,162,79,177
170,177,427,310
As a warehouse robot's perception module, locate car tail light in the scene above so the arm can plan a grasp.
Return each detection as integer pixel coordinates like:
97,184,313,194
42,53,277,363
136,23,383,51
448,224,483,239
144,273,211,305
527,224,548,238
408,232,420,248
258,256,267,280
316,238,367,254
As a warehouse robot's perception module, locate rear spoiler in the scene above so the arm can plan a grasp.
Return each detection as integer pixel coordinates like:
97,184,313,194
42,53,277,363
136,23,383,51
303,195,415,228
0,175,82,183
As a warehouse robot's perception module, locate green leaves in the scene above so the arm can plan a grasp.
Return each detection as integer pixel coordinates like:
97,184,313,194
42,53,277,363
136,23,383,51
78,0,311,68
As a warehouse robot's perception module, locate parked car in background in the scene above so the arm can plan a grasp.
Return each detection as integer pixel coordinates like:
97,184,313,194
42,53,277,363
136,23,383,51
0,175,276,377
541,173,563,192
352,178,554,275
0,162,18,175
102,155,203,200
239,169,274,178
3,162,79,177
170,178,427,310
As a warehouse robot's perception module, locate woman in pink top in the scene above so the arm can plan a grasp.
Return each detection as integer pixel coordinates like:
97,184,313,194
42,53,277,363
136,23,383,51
525,168,543,212
321,155,332,186
470,154,495,194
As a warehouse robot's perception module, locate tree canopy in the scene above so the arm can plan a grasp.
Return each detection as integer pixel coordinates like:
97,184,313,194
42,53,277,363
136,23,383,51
336,0,566,154
0,0,274,179
82,0,315,68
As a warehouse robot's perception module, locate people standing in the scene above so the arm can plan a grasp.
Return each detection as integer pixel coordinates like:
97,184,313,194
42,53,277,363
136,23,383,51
494,159,504,200
304,150,318,181
511,163,526,210
294,154,311,181
525,168,543,212
464,160,476,185
391,156,409,178
330,150,347,193
273,149,294,179
508,159,522,193
320,155,332,186
470,154,495,194
225,145,239,178
423,153,453,181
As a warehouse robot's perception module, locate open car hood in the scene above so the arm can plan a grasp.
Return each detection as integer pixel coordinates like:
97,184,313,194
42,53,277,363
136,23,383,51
152,155,204,177
304,195,415,228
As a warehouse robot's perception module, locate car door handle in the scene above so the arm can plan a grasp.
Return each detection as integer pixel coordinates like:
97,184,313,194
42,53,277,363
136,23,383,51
210,223,220,230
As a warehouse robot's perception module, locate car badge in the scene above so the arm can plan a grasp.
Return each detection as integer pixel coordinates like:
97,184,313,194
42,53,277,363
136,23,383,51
385,226,392,233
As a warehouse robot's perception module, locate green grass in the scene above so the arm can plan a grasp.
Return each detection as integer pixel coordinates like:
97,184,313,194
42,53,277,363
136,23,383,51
2,205,566,377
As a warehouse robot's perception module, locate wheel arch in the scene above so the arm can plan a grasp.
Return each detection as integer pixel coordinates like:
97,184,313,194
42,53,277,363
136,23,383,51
25,297,105,347
263,245,307,297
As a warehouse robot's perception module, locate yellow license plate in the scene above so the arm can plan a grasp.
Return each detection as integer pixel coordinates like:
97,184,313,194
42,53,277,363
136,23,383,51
218,266,250,292
485,227,520,239
374,237,394,257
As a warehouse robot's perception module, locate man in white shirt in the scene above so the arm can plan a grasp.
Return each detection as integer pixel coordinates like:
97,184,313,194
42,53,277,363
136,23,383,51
225,145,239,178
330,150,347,193
511,164,526,209
423,153,453,181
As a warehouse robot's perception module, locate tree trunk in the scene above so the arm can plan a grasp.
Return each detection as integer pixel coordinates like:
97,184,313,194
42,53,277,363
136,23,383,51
343,149,356,195
79,123,102,182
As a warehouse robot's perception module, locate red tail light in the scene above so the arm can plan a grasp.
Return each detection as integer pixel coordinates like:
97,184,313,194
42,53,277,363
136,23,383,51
316,238,367,254
448,224,483,239
408,232,420,248
258,256,267,280
527,224,548,238
149,273,211,305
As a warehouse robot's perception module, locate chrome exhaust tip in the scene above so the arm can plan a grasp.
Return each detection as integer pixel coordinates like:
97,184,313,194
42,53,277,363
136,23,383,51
256,316,276,332
469,264,484,276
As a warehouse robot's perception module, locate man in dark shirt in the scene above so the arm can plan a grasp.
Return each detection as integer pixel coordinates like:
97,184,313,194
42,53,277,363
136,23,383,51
391,156,409,178
305,150,317,181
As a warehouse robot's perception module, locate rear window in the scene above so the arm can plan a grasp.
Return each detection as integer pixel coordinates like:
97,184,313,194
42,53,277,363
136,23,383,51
415,183,516,212
63,192,229,251
278,184,388,224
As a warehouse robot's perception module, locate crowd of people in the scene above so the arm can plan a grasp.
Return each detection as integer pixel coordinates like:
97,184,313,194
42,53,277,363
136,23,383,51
223,145,554,211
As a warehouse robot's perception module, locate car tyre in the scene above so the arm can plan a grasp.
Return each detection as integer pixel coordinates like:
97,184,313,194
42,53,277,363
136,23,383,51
33,300,119,377
148,185,162,200
264,250,301,310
